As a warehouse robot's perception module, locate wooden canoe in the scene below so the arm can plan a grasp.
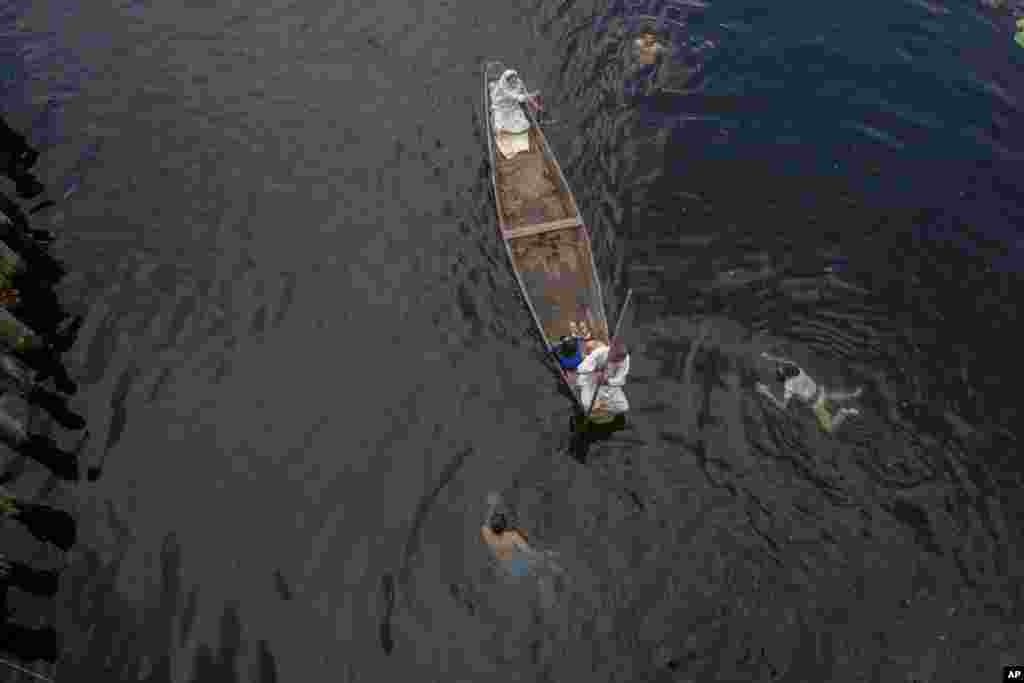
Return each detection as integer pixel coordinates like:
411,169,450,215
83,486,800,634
482,61,610,411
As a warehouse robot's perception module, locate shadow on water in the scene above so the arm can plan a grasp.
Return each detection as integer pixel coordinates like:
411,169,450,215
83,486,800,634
388,445,475,642
377,574,395,656
8,504,77,552
568,414,629,464
86,361,140,481
271,570,292,602
50,529,279,683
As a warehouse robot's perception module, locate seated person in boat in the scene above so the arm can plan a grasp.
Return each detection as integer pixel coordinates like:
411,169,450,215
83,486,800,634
549,322,594,371
577,339,631,423
490,69,538,135
551,335,584,370
490,69,541,159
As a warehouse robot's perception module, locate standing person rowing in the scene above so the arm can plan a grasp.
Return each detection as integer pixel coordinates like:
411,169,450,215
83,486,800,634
577,338,631,424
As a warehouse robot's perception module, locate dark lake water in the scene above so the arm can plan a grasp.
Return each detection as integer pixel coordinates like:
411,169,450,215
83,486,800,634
1,0,1022,681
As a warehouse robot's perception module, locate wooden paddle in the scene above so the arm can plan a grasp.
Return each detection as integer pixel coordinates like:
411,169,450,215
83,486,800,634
527,93,564,126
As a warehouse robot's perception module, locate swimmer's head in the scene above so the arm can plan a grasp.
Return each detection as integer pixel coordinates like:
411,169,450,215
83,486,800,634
776,363,800,382
633,31,665,65
490,512,509,534
635,31,659,48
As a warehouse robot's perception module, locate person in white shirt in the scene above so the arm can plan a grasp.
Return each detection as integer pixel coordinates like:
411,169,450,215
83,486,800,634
489,69,538,135
756,352,862,433
576,339,631,423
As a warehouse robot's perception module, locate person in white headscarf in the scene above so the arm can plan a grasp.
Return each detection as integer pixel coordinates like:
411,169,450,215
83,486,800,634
489,69,538,135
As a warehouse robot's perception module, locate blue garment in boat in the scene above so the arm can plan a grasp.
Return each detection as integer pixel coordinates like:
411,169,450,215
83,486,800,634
551,339,583,370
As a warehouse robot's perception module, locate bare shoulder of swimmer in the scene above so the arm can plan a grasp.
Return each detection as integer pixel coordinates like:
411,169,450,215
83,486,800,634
507,529,530,548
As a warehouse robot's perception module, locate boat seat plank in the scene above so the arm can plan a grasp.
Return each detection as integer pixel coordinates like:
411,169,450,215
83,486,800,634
502,216,583,241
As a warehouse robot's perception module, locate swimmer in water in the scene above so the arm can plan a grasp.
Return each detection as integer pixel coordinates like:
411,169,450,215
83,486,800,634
634,31,667,65
481,510,535,579
480,493,564,606
757,352,862,433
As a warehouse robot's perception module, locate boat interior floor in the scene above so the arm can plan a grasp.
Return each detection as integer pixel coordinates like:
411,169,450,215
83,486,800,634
510,227,603,343
495,129,530,159
494,127,573,229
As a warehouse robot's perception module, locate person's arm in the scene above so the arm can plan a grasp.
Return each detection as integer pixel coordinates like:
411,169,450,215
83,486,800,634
606,355,630,386
576,351,595,385
756,382,789,410
577,346,608,379
511,84,540,104
513,87,543,115
509,530,531,549
780,385,794,409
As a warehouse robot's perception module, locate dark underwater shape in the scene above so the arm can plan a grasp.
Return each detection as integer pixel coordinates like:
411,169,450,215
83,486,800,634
19,434,81,481
190,602,243,683
272,570,292,601
179,585,200,647
104,362,139,455
378,573,395,655
256,640,278,683
398,447,473,609
271,272,296,329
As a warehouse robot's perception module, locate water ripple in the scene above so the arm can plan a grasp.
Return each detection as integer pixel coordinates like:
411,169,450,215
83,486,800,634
0,1,1018,681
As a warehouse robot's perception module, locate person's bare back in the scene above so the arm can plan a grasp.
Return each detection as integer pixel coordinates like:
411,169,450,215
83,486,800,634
480,525,530,562
481,493,566,609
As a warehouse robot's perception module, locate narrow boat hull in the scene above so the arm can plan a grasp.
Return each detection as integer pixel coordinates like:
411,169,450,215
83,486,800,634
483,61,610,411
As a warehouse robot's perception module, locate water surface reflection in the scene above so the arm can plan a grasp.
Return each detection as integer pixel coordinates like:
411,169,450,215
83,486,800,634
0,0,1021,681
